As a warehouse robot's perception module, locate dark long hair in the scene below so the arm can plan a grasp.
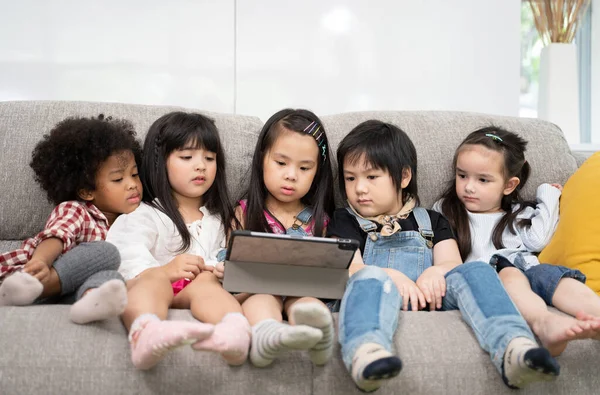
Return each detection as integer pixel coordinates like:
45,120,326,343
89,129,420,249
337,120,419,206
438,126,536,261
141,112,236,253
242,108,334,236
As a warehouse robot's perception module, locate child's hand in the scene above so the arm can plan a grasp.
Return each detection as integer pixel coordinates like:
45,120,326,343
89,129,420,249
163,254,207,282
385,270,426,311
416,266,447,311
214,261,225,280
23,258,51,283
550,183,563,191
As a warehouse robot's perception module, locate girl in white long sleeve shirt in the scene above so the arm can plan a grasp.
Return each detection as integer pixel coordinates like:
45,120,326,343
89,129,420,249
434,127,600,358
110,203,225,282
107,112,250,370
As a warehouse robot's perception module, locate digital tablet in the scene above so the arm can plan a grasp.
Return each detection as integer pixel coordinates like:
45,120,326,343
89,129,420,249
222,230,359,299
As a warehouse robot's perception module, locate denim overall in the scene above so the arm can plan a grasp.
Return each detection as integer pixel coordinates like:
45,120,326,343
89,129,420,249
338,207,535,375
217,207,315,263
284,207,314,236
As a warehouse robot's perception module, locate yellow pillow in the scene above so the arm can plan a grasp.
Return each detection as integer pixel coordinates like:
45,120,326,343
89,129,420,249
539,152,600,296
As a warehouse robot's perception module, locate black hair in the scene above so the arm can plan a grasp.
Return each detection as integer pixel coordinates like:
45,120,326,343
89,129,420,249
438,126,535,261
30,114,142,205
336,120,419,205
242,108,334,236
141,111,236,253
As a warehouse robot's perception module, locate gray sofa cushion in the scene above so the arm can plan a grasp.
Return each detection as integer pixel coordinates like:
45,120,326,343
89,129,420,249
321,111,578,208
0,101,262,240
1,305,598,395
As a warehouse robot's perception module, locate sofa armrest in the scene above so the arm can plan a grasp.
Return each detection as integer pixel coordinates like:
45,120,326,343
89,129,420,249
571,151,591,167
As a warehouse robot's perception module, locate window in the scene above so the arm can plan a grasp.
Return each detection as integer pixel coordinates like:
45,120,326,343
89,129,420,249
520,1,596,147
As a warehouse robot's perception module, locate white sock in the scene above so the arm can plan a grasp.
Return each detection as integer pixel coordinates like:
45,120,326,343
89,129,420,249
0,272,43,306
351,343,403,392
502,337,560,389
250,319,322,367
69,279,127,324
289,302,335,365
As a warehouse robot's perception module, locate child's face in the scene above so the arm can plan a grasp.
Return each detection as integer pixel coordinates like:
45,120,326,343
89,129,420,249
166,145,217,206
263,130,318,207
85,150,142,224
455,144,517,214
343,154,408,217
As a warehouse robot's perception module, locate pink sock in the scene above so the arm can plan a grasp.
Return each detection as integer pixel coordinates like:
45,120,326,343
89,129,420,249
129,314,214,370
192,312,251,366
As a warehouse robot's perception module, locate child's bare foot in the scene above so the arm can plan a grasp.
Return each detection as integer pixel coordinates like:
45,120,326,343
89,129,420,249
532,313,596,356
575,311,600,340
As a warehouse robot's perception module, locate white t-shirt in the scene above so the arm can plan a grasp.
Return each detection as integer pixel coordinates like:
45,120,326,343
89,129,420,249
107,200,226,281
433,183,561,271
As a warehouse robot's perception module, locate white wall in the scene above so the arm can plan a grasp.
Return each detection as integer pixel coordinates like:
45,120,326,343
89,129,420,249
0,0,521,120
236,0,521,120
0,0,236,112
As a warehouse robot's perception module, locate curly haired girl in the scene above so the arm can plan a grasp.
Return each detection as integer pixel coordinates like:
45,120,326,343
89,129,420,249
0,115,143,325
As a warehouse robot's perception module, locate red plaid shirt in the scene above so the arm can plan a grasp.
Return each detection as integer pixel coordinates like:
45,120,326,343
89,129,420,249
0,201,109,280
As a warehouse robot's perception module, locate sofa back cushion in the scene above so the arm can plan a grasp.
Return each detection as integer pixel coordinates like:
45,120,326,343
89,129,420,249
320,111,578,208
0,101,262,240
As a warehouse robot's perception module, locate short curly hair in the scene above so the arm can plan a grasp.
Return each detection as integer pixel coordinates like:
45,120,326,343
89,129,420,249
30,114,142,205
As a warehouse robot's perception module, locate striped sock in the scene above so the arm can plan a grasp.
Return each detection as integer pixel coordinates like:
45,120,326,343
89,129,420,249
289,302,335,365
351,343,403,392
249,319,322,367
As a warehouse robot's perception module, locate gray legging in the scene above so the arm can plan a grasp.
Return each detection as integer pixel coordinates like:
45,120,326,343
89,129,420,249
38,241,123,304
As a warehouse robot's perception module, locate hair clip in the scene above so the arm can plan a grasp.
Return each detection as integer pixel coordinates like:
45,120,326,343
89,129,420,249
485,133,503,142
304,121,327,161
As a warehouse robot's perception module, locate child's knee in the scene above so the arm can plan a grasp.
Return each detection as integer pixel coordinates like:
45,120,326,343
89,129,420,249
350,265,388,282
499,267,526,284
89,241,121,270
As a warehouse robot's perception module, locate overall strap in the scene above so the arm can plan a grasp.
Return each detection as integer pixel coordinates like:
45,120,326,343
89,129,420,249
345,207,378,233
295,207,313,224
413,207,434,248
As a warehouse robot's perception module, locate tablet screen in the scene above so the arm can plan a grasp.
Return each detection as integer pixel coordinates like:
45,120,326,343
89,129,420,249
227,231,358,269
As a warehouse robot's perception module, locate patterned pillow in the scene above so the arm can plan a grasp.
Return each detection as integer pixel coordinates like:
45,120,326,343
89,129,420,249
539,152,600,295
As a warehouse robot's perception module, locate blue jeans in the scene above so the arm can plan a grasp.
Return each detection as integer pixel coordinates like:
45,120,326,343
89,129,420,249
339,262,535,374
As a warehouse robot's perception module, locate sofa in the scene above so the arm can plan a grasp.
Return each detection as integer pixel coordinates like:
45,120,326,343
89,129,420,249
0,100,597,395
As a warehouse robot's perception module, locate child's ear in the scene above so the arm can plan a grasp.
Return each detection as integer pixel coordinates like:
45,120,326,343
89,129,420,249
400,167,412,189
503,177,520,195
78,189,95,202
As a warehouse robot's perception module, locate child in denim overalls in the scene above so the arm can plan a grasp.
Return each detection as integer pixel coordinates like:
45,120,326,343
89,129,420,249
434,127,600,358
327,120,560,392
214,109,336,368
